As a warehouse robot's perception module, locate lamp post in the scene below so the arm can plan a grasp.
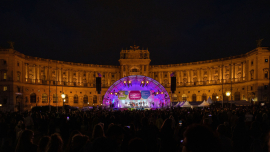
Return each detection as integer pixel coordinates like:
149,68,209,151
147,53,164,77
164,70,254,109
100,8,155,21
61,93,66,112
226,92,231,108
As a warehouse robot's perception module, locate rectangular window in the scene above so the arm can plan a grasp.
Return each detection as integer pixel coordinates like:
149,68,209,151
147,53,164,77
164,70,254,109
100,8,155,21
251,61,253,66
3,86,7,91
264,85,268,90
17,62,19,66
265,72,268,79
251,86,253,90
53,94,58,103
18,87,20,92
17,75,20,81
3,73,7,79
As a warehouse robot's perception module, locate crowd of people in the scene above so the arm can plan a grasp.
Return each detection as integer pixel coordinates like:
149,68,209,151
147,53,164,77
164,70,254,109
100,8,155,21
0,105,270,152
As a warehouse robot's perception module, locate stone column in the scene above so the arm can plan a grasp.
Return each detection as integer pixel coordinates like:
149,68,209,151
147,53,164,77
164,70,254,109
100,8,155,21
208,67,211,83
168,71,171,86
22,62,26,82
69,69,73,85
141,65,144,75
180,71,183,85
25,63,29,82
45,66,48,81
201,68,204,84
219,65,222,83
190,70,193,83
211,67,215,82
158,72,161,84
176,71,180,86
241,62,243,81
243,61,246,81
146,65,149,76
105,72,108,86
121,65,123,78
108,72,111,86
48,67,52,84
37,65,40,83
197,69,201,84
34,64,38,84
187,70,190,85
229,64,232,83
232,63,235,82
223,65,226,83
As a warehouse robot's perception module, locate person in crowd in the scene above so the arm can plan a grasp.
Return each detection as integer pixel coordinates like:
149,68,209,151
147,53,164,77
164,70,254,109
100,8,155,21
106,125,124,151
65,130,81,152
15,130,37,152
182,124,221,152
24,113,34,130
128,138,147,152
38,136,50,152
216,124,233,152
155,115,163,129
46,133,63,152
70,134,89,152
92,124,105,141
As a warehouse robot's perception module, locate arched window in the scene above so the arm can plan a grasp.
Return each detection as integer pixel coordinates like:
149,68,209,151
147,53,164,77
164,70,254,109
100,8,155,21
53,94,58,103
131,69,138,72
212,93,217,102
202,93,207,101
234,92,240,101
93,95,97,103
42,93,48,103
182,94,187,101
65,95,68,103
74,94,78,103
192,94,196,102
30,93,36,103
265,71,268,79
83,95,88,104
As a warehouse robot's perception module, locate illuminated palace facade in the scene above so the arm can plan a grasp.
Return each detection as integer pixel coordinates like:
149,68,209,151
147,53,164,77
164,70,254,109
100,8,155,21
0,45,270,111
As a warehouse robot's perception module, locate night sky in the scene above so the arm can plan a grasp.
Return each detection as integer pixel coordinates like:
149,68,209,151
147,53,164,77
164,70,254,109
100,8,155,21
0,0,270,65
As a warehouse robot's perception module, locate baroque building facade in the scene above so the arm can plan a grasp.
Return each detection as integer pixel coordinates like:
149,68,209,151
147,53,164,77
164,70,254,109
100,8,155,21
0,45,269,111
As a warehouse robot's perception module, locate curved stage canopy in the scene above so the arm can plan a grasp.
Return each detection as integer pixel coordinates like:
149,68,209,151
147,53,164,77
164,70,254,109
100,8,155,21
103,75,170,108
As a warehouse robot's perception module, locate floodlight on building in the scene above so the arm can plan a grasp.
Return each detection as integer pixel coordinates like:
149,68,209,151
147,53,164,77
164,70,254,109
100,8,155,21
61,93,66,99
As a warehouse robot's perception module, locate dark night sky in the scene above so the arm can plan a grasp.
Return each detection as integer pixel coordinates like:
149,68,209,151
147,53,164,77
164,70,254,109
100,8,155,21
0,0,270,65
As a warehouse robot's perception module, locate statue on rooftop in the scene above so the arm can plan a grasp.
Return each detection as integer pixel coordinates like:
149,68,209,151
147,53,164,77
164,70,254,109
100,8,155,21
130,45,139,50
256,39,263,47
8,41,14,49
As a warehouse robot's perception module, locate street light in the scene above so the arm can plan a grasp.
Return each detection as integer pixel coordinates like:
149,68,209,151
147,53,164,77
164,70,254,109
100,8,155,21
226,92,230,108
61,93,66,112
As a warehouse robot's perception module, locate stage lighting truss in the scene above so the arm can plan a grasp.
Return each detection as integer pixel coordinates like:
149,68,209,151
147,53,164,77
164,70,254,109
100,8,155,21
123,77,132,87
110,89,119,96
140,77,149,87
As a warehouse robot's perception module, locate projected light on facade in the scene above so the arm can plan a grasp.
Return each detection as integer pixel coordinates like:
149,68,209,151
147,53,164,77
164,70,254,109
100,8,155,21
103,75,170,108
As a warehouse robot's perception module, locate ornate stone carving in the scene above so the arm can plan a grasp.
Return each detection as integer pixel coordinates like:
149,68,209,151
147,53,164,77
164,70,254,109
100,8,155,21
203,77,207,81
225,74,230,79
183,78,187,83
250,70,254,79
